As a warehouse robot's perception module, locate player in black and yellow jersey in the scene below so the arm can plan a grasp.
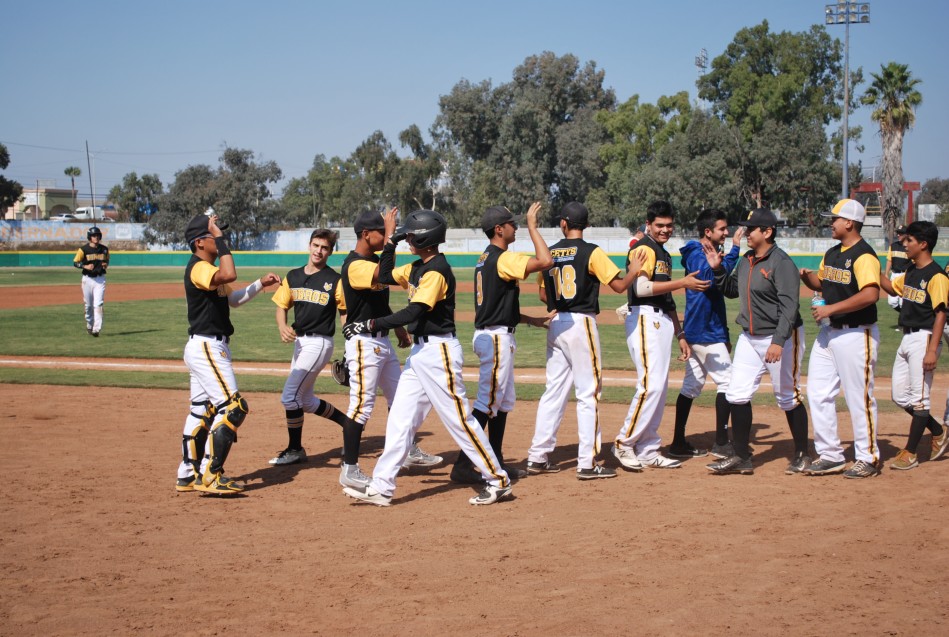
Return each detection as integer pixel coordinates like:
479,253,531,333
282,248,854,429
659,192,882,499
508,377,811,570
73,226,109,336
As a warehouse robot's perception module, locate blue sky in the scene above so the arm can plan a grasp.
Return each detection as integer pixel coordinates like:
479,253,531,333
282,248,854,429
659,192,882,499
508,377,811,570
3,0,946,201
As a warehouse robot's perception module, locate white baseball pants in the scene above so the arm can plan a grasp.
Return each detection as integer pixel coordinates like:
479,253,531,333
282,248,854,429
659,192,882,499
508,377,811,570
472,327,517,417
369,335,508,498
345,334,401,426
726,326,805,411
280,335,334,412
807,324,880,464
81,275,106,332
681,342,732,399
528,312,603,471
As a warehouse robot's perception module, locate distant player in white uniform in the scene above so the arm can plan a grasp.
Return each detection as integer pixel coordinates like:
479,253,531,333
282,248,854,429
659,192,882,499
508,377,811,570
449,202,553,484
73,226,109,336
175,213,280,495
613,200,710,471
526,202,644,480
879,221,949,469
801,199,882,479
341,210,512,506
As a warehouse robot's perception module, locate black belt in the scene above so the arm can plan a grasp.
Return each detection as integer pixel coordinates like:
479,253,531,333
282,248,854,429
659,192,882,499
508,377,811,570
299,331,331,338
629,305,663,313
413,331,456,344
480,325,516,333
902,327,924,334
829,323,863,330
191,334,230,343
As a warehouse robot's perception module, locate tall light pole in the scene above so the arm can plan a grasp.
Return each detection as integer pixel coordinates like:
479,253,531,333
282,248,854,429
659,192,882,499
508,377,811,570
825,2,870,200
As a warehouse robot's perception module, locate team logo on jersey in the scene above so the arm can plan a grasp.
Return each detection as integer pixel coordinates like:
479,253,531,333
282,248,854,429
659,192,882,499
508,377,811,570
902,285,926,304
653,321,660,329
920,279,928,289
323,282,332,291
550,247,578,263
476,253,488,265
821,266,853,284
845,259,852,269
655,261,670,275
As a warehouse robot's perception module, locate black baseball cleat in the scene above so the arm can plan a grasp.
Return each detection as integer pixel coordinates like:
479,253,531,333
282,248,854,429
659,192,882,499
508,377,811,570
91,331,100,337
706,455,754,475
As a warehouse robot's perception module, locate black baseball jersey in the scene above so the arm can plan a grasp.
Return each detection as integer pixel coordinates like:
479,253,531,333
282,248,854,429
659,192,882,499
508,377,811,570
891,261,949,330
541,238,620,315
474,245,531,328
627,234,675,312
185,255,233,337
341,251,392,323
887,240,910,274
272,266,343,337
819,238,880,326
389,253,456,337
73,243,109,277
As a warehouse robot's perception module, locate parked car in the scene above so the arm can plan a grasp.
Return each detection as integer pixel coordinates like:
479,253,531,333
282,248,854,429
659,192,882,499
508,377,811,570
49,213,77,221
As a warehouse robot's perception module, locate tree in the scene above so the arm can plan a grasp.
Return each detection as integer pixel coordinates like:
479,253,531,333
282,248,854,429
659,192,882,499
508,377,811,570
0,143,24,214
861,62,923,241
64,166,82,212
918,177,949,226
144,164,215,247
108,172,163,222
212,148,283,248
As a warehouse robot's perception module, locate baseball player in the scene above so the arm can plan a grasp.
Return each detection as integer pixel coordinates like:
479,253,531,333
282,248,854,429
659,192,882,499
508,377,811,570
800,198,882,479
341,209,512,506
175,213,280,495
879,221,949,469
449,202,554,485
703,208,810,476
671,209,743,459
884,225,910,315
269,229,370,490
526,202,645,480
613,201,711,472
340,209,441,472
944,259,949,431
73,226,109,336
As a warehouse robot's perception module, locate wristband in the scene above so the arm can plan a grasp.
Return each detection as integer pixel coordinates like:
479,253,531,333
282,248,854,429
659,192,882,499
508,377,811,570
215,237,231,257
676,331,686,340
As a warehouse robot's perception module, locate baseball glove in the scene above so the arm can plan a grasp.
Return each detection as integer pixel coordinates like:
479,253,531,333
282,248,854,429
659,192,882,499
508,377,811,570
331,358,350,387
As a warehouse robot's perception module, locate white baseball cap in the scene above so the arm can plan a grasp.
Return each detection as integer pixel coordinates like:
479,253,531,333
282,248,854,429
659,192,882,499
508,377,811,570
821,198,866,223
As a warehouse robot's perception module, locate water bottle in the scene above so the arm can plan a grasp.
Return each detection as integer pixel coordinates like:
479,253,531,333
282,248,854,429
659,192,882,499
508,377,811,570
205,206,229,231
811,292,830,327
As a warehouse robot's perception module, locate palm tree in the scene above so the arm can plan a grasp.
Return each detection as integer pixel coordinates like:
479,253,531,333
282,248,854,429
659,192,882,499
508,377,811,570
64,166,82,212
860,62,922,242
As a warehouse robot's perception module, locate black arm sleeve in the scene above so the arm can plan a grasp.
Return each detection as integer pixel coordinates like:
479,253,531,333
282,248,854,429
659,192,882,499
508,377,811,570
377,243,397,286
373,302,427,331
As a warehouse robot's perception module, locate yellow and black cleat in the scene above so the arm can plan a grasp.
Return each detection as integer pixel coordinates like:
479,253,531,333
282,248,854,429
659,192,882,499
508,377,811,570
175,475,197,492
195,473,244,495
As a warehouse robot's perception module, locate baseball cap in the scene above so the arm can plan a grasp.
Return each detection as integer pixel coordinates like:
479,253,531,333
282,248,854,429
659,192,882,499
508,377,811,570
558,201,589,227
354,210,386,234
896,224,908,235
738,208,778,227
821,198,866,223
185,214,213,244
481,206,522,233
637,224,647,234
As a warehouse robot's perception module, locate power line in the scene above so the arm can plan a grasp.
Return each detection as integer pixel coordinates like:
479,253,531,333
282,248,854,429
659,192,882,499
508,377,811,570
1,140,219,156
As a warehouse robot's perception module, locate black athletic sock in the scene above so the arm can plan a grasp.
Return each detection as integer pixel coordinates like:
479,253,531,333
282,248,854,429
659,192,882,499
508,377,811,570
784,404,809,455
488,411,508,465
342,419,363,465
715,393,730,445
907,413,931,454
731,402,753,460
288,426,303,450
673,394,692,447
314,398,347,427
926,416,943,436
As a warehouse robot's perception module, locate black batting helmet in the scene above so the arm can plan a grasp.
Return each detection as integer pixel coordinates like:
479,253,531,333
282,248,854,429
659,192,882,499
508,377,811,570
87,226,102,239
397,210,447,249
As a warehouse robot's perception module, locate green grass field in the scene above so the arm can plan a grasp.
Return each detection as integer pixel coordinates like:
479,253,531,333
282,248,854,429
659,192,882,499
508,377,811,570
0,266,914,407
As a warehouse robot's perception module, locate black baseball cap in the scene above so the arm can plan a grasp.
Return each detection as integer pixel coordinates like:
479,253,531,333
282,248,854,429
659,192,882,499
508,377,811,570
738,208,778,228
185,215,213,244
354,210,386,234
896,224,908,235
481,206,522,233
558,202,589,227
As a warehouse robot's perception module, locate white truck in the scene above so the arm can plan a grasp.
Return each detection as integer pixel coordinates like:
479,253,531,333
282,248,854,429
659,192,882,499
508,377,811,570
73,206,111,222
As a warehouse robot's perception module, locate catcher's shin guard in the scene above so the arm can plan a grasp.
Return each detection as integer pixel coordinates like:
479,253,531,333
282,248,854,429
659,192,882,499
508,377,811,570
182,401,213,476
206,422,238,480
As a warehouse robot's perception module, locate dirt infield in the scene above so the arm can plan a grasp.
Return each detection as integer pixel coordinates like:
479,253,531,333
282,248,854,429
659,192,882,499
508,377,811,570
2,383,948,636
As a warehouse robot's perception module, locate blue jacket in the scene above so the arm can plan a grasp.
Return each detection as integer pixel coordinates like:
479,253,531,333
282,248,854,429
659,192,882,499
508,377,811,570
680,240,740,344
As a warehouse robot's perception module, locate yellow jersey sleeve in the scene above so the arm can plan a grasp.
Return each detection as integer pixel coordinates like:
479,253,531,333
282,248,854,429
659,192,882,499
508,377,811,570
191,260,220,291
929,273,949,311
335,279,346,312
390,264,413,289
816,257,826,280
409,270,447,309
590,247,622,284
853,252,881,290
631,245,656,279
271,277,293,309
497,251,531,281
890,273,905,297
348,259,377,290
74,248,84,263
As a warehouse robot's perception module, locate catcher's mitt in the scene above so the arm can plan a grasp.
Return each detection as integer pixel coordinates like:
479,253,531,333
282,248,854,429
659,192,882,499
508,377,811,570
331,358,350,387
